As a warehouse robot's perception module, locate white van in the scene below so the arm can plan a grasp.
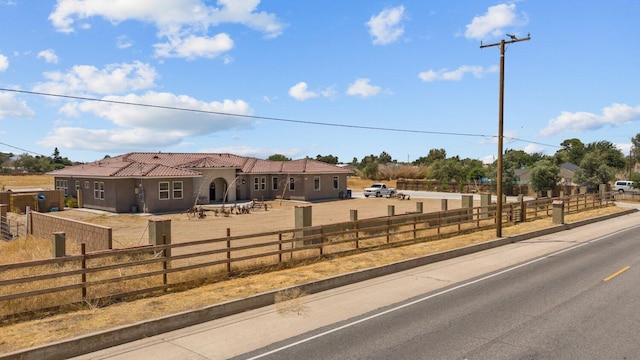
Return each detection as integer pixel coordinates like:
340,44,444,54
613,180,636,193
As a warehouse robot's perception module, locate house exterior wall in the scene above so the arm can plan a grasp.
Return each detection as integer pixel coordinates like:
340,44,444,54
246,173,347,201
139,178,195,213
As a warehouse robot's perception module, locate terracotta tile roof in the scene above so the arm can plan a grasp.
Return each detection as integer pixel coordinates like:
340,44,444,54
48,152,352,179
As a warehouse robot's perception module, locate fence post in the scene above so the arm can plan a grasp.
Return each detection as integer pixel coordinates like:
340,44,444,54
480,193,491,219
0,204,8,240
25,206,30,237
278,232,283,263
387,205,395,217
519,195,526,222
227,228,231,275
53,231,66,258
148,217,171,257
162,235,168,288
294,205,312,247
416,202,423,213
81,243,87,300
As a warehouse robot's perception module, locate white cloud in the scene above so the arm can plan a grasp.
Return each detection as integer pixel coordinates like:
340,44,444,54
37,49,59,63
41,91,255,151
153,33,233,60
288,82,318,101
80,91,253,132
39,127,185,151
0,53,8,71
418,65,497,82
49,0,285,59
116,35,132,49
539,103,640,136
288,82,335,101
33,61,158,95
523,143,546,154
465,3,527,40
0,92,35,119
346,78,381,98
366,5,405,45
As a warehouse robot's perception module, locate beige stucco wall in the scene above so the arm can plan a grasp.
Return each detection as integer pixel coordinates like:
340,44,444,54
192,169,239,204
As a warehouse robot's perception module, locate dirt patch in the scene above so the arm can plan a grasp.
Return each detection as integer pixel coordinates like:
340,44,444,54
45,197,461,248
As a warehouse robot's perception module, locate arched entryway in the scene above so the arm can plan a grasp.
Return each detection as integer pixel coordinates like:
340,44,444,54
209,177,228,203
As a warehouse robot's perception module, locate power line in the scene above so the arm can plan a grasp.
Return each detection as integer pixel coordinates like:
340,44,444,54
0,140,48,157
0,87,561,150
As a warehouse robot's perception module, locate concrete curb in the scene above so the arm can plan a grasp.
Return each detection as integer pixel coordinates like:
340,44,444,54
3,208,637,360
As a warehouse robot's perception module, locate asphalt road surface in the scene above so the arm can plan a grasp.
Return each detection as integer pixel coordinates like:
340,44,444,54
241,218,640,359
72,211,640,360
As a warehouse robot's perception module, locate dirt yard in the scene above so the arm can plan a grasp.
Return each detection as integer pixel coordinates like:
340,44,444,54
44,197,461,248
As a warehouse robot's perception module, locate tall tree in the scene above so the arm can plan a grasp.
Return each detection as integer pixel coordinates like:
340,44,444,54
378,151,393,164
585,140,626,169
630,133,640,167
554,138,585,165
530,159,561,193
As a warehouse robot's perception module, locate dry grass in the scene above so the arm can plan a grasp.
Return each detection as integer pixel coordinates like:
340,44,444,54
0,205,628,353
348,177,397,190
0,175,53,191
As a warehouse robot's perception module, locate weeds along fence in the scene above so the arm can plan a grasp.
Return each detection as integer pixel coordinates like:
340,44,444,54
0,193,614,318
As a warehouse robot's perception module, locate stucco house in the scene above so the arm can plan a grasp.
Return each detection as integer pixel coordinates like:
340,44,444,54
47,152,352,213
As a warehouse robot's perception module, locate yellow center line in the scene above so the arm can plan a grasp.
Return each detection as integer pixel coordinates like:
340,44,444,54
604,266,631,282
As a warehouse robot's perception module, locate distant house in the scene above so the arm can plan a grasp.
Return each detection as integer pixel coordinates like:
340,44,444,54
513,162,580,195
47,152,353,213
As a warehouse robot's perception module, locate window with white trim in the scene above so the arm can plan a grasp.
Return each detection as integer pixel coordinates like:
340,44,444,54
56,179,68,195
314,176,320,191
159,182,170,200
289,177,295,191
172,181,183,199
261,177,266,190
254,177,259,191
272,177,278,191
333,176,339,190
84,181,90,189
93,181,104,200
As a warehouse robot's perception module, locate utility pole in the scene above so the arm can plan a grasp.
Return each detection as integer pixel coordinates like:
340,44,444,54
481,33,530,238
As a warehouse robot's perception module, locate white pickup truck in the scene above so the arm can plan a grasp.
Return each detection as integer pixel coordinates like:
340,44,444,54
363,183,396,198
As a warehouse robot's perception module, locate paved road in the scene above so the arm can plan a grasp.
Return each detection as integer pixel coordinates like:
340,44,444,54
72,211,640,360
241,216,640,359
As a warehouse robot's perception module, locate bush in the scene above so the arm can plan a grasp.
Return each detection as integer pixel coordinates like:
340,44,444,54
65,196,78,208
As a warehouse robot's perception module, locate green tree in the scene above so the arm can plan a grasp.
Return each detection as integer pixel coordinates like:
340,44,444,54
585,140,626,169
52,147,63,164
575,151,616,187
362,162,379,180
412,148,446,166
14,154,54,173
529,159,560,193
315,154,339,164
632,133,640,165
554,138,585,165
267,154,291,161
378,151,393,164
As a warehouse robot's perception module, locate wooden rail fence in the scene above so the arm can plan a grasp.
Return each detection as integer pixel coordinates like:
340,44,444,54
0,193,614,318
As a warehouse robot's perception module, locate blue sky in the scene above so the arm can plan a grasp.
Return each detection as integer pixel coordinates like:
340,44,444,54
0,1,639,164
